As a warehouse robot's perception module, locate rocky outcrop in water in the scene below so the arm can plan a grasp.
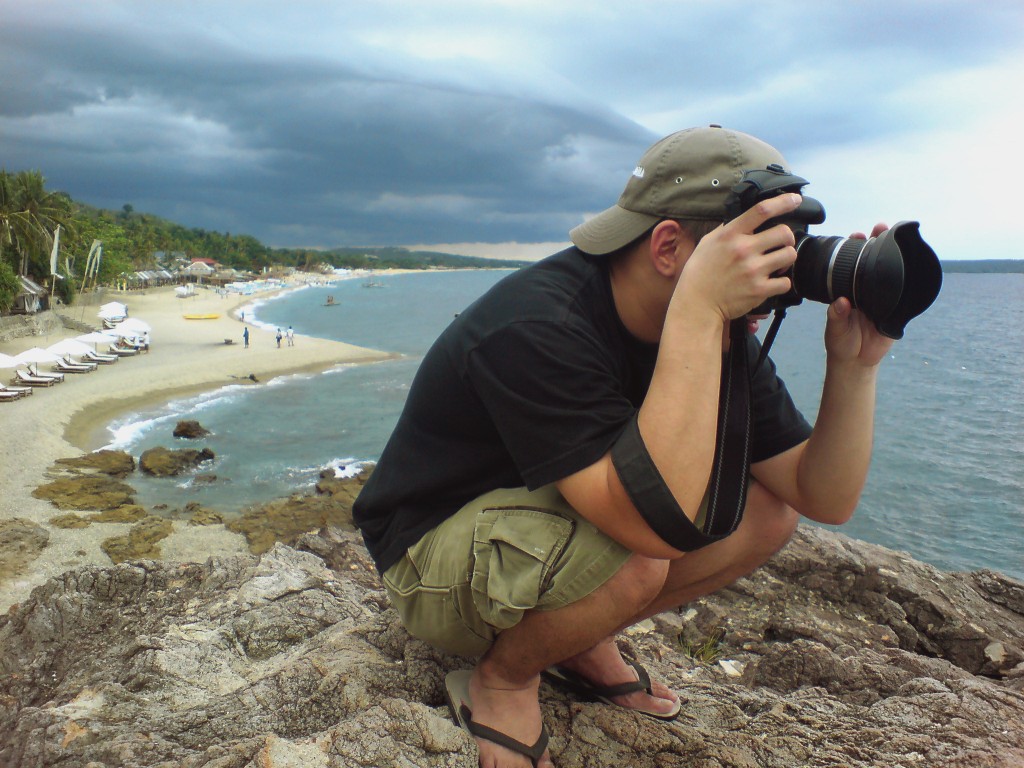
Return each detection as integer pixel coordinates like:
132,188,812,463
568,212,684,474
224,467,371,554
173,420,211,439
139,446,216,476
1,526,1021,768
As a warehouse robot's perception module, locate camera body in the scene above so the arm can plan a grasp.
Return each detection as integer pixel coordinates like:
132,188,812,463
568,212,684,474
724,164,942,340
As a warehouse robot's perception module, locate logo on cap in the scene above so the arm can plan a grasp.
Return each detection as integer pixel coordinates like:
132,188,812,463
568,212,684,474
632,166,645,179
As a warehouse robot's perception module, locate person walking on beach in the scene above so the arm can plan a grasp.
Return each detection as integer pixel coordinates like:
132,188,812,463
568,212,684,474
286,326,295,346
353,126,895,768
275,328,283,348
243,327,249,348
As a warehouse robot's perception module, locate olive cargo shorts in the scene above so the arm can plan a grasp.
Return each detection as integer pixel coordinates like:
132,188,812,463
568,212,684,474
382,485,632,657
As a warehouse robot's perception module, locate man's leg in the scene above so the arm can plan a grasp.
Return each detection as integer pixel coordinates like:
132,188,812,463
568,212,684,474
466,551,670,768
465,481,796,766
396,481,794,767
552,479,798,713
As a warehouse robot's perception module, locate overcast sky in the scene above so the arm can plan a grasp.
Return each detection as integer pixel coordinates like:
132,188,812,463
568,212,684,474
2,1,1022,260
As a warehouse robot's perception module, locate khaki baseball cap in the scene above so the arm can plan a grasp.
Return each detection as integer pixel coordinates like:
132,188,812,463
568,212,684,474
570,125,787,255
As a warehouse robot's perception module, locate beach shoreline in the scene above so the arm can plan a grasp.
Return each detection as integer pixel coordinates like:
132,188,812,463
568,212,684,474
0,274,398,612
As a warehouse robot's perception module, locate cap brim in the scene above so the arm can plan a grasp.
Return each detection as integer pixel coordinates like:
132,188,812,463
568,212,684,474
570,205,660,256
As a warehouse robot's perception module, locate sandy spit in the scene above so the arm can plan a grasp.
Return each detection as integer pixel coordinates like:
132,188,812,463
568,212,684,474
0,278,397,612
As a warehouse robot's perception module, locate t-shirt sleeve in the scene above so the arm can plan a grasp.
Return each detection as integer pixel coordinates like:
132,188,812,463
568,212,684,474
464,320,633,489
747,339,813,463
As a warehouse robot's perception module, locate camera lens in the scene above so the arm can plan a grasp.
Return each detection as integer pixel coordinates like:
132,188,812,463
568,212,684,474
794,235,903,317
791,222,942,339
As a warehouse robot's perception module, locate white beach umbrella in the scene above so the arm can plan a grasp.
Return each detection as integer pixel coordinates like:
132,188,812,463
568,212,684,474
76,331,119,346
46,339,93,357
118,317,151,333
13,347,60,365
104,326,140,339
12,347,60,375
99,301,127,314
97,308,126,320
0,352,19,369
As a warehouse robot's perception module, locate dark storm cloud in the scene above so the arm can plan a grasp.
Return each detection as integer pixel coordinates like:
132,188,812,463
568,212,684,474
1,0,1021,250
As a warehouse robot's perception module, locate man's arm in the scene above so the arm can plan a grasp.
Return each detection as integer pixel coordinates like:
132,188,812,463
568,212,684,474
754,226,896,524
556,193,804,559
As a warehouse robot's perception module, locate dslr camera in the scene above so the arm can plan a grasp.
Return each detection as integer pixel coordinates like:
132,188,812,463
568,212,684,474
724,164,942,339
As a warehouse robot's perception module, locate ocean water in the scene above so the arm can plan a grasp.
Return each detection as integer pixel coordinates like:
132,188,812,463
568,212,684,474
103,270,1024,581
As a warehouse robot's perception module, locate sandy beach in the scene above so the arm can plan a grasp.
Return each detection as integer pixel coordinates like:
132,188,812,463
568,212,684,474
0,279,396,612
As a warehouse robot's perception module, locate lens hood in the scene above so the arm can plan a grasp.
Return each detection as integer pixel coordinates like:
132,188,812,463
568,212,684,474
866,221,942,339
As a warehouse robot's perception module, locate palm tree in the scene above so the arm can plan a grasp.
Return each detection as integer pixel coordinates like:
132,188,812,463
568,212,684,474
0,171,16,273
0,170,75,277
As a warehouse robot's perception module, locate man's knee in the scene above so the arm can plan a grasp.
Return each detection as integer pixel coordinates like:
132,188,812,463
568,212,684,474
747,480,799,557
611,554,671,607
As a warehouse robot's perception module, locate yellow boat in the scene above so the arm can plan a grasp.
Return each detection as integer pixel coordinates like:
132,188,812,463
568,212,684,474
183,313,221,320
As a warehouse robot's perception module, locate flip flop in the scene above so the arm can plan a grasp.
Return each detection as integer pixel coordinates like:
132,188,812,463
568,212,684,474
444,670,550,768
542,658,681,721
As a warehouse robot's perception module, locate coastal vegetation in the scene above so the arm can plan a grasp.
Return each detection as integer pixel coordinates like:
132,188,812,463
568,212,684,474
0,169,529,313
2,169,1016,314
939,258,1024,273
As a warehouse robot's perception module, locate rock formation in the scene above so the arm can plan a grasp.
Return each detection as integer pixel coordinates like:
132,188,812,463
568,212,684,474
225,468,372,554
139,446,216,477
0,519,49,584
173,420,212,439
1,526,1022,768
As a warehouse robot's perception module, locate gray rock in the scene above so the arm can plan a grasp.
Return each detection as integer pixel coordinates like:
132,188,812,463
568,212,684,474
0,519,50,583
173,420,211,439
139,446,216,477
0,526,1021,767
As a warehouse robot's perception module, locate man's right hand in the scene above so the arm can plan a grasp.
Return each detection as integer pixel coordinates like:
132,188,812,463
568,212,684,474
676,192,803,323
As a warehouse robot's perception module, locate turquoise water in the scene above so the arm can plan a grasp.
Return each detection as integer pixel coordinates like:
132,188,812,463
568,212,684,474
104,270,1024,581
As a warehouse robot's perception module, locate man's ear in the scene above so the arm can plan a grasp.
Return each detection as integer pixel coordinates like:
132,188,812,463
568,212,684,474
647,220,693,278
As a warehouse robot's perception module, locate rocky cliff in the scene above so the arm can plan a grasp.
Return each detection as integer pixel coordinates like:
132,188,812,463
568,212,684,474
1,526,1022,768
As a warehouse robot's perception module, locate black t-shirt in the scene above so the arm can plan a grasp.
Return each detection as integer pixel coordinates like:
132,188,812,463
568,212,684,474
353,247,812,573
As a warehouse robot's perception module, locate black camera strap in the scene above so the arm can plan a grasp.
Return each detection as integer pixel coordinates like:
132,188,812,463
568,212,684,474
705,318,753,536
753,308,787,376
611,318,752,550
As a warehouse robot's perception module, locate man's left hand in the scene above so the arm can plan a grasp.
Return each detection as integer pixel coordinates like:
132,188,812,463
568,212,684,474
823,223,897,367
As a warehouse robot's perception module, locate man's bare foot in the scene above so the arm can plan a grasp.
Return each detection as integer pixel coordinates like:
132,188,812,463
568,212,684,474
467,666,554,768
556,637,679,716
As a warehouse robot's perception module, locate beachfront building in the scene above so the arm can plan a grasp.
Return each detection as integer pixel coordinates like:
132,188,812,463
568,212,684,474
183,260,215,283
120,269,177,290
9,276,49,315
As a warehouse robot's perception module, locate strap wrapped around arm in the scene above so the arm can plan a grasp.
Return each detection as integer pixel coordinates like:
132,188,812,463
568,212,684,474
610,324,752,553
610,414,732,552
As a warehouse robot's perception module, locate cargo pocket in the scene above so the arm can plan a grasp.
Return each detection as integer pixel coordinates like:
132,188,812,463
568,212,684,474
470,506,575,631
382,549,492,657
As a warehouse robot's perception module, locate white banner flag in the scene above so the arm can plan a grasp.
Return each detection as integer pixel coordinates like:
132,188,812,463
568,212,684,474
50,225,61,276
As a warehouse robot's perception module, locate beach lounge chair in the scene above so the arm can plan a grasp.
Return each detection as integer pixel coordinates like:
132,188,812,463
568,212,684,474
14,369,56,387
0,390,23,402
107,344,138,357
84,349,118,364
0,383,33,397
28,365,64,382
62,354,99,371
54,358,95,374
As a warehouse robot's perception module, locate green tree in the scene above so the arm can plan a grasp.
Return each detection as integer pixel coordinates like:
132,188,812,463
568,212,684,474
66,216,133,288
0,170,75,280
0,257,20,312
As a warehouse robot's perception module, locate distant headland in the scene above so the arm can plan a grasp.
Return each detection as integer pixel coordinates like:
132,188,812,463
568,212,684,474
941,259,1024,273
